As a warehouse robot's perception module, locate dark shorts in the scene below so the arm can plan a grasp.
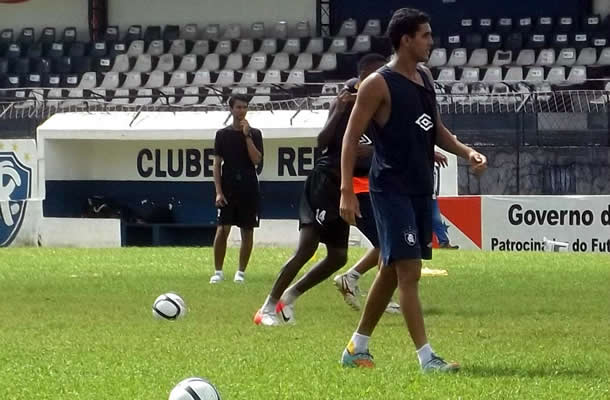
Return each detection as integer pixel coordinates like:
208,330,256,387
217,192,260,229
370,191,433,265
355,192,379,248
299,168,349,249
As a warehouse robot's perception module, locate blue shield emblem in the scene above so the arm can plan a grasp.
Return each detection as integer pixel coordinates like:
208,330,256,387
0,152,31,246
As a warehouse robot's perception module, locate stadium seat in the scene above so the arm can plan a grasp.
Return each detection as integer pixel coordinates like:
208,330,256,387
109,88,131,105
360,19,380,36
492,50,512,66
4,74,21,89
285,69,305,86
591,33,608,49
352,35,371,53
471,82,491,103
328,37,348,53
428,48,447,67
133,54,154,73
236,39,254,55
202,53,221,71
13,57,30,74
437,67,456,82
18,27,35,48
202,88,224,105
269,52,289,70
89,41,107,58
460,67,480,82
552,33,570,49
238,70,258,86
459,18,474,33
485,33,503,52
72,56,92,73
295,21,311,38
111,54,131,73
68,41,87,58
597,47,610,65
258,38,277,54
527,34,547,49
26,42,43,58
53,56,72,73
250,86,271,104
572,33,589,49
191,40,210,56
175,86,201,106
6,43,21,58
445,34,462,50
1,29,14,47
109,42,127,57
223,24,241,40
144,26,162,44
516,17,533,34
491,82,516,104
153,87,176,105
451,82,469,103
133,88,153,105
245,53,266,71
40,27,56,44
204,24,220,41
63,73,81,88
163,25,180,42
127,40,145,57
468,49,488,67
99,71,120,89
482,66,502,83
576,47,596,65
294,53,313,70
284,38,303,54
169,40,187,56
516,49,535,66
0,58,8,74
63,27,77,43
192,70,211,86
317,53,337,71
547,66,566,84
582,15,601,32
504,32,523,53
147,40,165,56
477,18,494,34
215,69,235,86
556,17,575,33
447,48,467,67
124,25,142,44
556,48,577,66
536,49,556,66
250,22,265,39
496,18,513,34
94,57,113,73
177,54,200,72
214,40,233,56
567,65,586,84
46,42,65,59
338,18,358,37
104,26,119,42
181,24,199,41
525,66,544,82
25,72,42,87
273,21,288,39
535,17,554,34
262,69,281,84
156,54,175,72
224,53,244,70
144,70,167,88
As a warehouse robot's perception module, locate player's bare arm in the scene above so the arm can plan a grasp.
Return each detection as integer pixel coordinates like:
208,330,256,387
213,155,227,207
339,73,387,225
317,89,356,149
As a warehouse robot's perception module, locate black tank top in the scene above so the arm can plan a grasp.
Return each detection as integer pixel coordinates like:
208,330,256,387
369,65,437,195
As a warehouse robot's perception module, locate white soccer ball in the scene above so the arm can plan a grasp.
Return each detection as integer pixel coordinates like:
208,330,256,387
169,377,222,400
152,293,186,320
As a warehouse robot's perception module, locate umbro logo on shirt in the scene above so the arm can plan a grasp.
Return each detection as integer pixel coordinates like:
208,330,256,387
358,134,372,145
415,113,434,132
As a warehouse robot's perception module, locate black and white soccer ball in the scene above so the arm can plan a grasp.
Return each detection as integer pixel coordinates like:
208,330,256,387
169,377,222,400
152,293,186,320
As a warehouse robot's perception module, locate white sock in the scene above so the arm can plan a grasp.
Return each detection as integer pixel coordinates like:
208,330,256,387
416,343,435,366
213,270,223,277
261,295,277,314
346,268,361,279
280,287,301,305
235,271,245,277
347,332,370,354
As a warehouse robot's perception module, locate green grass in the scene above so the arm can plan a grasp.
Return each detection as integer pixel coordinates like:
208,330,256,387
0,248,609,399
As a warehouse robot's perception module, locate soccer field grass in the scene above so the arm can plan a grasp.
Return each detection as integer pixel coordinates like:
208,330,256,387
1,248,608,399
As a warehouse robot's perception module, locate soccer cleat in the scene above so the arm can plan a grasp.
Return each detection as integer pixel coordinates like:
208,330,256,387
341,347,375,368
276,301,296,325
234,271,245,283
439,242,459,249
333,273,361,310
209,271,224,284
385,300,401,314
253,309,282,326
421,354,460,373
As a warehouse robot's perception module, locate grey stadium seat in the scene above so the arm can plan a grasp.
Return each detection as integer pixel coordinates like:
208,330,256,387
111,54,130,73
428,48,447,67
482,67,502,83
566,66,586,84
156,54,175,72
132,54,153,73
328,37,348,53
204,24,220,41
215,40,233,56
262,69,281,84
127,40,145,57
352,35,371,53
305,38,323,54
460,67,480,83
317,53,337,71
259,38,277,54
202,53,221,71
169,40,187,56
122,72,142,89
556,48,577,66
192,70,211,86
547,66,566,84
239,70,259,86
236,39,254,55
223,24,241,40
181,24,199,41
273,21,288,39
447,48,467,67
215,69,235,86
504,66,524,82
467,49,488,67
338,19,358,37
147,40,165,57
492,50,512,67
576,48,596,65
191,40,210,56
269,53,290,70
525,67,544,82
224,53,244,70
516,49,535,66
168,70,188,87
144,70,167,88
535,49,556,66
295,21,311,38
250,22,265,39
362,19,381,36
283,38,302,54
246,53,267,71
294,53,313,70
177,54,199,72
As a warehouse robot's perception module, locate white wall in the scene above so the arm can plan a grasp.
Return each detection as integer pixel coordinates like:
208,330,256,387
108,0,316,35
593,0,610,17
0,0,89,40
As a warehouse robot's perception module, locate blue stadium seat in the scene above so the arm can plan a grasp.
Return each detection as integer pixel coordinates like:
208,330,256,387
181,24,199,41
124,25,142,44
582,15,602,32
89,41,108,58
104,26,120,42
163,25,180,42
535,17,554,34
46,42,65,59
477,18,494,34
40,27,56,45
516,17,533,34
63,27,77,43
496,18,513,34
556,17,575,33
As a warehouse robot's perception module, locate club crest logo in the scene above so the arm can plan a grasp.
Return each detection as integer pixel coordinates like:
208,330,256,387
0,152,31,246
403,229,417,246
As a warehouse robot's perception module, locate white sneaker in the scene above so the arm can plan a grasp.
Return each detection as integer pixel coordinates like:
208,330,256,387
333,273,361,310
277,302,296,325
234,271,245,283
385,300,401,314
253,309,282,326
209,271,224,284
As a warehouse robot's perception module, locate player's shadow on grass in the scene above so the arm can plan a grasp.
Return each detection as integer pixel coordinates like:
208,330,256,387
464,364,594,378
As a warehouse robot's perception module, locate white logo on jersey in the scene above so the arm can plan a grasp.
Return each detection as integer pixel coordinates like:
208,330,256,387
358,134,372,145
415,113,434,132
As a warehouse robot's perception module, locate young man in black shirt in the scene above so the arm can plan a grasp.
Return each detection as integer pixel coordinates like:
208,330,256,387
210,94,264,284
